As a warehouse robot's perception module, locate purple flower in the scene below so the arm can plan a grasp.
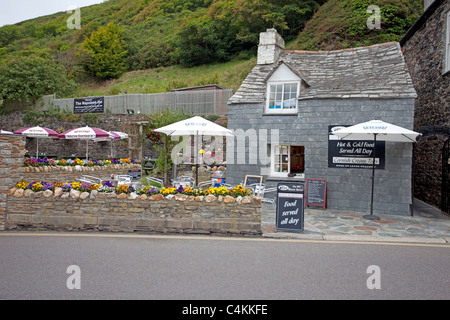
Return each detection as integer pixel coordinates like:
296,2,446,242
102,181,114,188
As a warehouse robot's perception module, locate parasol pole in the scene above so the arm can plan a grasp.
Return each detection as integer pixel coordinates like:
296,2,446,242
364,133,380,220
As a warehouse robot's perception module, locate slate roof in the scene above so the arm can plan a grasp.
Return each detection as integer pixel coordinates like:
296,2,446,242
228,42,417,104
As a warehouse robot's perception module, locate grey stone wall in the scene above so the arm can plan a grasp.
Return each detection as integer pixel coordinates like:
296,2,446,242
401,0,450,209
227,97,415,215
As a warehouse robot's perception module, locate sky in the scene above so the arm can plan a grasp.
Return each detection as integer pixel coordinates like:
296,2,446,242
0,0,106,27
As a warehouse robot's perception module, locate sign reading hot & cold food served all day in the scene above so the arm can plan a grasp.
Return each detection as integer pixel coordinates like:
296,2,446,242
328,125,385,169
74,97,105,114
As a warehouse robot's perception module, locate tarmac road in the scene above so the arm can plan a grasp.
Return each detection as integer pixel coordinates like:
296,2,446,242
0,232,449,301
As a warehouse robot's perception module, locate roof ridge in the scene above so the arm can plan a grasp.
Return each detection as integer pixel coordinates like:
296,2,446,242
285,42,399,54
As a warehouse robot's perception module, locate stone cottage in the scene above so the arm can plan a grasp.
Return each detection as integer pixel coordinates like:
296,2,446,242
226,29,417,216
400,0,450,214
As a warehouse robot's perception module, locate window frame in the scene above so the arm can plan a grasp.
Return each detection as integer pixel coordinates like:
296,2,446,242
270,144,305,177
265,81,300,114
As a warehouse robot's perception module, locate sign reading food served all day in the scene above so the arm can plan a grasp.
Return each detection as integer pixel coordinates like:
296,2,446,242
74,97,105,114
328,125,385,169
276,182,305,232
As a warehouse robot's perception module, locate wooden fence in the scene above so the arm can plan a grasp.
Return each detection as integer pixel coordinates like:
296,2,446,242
42,89,233,115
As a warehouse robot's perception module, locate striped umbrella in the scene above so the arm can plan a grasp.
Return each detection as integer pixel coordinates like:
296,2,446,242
58,126,110,160
13,126,58,158
91,131,129,158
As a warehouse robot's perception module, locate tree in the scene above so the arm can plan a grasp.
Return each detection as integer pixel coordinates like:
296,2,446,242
80,22,128,79
0,55,75,104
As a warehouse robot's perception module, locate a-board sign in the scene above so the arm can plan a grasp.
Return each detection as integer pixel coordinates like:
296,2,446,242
243,175,263,188
128,169,142,180
74,97,104,114
306,178,327,210
276,182,305,232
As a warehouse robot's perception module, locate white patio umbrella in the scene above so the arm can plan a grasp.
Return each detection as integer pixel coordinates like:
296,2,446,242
58,126,110,160
91,131,129,158
332,119,421,220
0,130,14,135
13,126,58,158
154,116,234,185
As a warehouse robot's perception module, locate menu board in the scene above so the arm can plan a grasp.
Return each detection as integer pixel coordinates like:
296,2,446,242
306,179,327,210
128,169,142,180
276,182,305,232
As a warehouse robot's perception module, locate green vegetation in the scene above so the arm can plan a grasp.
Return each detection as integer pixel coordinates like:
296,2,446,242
288,0,423,50
0,0,424,102
80,22,128,79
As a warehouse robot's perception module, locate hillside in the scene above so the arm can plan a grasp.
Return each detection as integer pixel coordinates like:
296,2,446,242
0,0,424,102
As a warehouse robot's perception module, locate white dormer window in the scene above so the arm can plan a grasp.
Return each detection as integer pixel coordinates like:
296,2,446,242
265,63,300,114
445,11,450,73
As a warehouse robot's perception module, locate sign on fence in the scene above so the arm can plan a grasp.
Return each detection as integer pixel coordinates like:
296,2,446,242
74,97,105,114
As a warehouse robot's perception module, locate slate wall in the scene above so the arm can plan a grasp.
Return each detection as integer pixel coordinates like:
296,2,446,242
401,0,450,209
226,97,416,215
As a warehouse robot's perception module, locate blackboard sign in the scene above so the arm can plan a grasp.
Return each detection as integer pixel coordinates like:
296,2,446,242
328,125,385,169
128,169,142,180
276,182,305,232
306,178,327,210
243,175,263,188
74,97,104,114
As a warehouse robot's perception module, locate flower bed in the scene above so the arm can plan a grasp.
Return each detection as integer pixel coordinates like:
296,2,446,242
14,179,253,200
24,157,135,167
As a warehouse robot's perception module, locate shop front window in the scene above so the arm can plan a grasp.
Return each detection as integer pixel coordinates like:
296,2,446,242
271,145,305,177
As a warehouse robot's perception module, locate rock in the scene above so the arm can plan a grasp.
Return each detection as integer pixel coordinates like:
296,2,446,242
43,190,53,198
150,194,164,201
218,166,226,171
223,195,235,203
117,193,127,199
175,194,188,201
217,195,223,202
24,189,34,197
195,196,204,202
188,196,195,202
242,196,252,204
98,192,105,198
90,190,98,199
8,188,17,196
211,166,217,171
43,166,49,172
70,189,81,199
127,192,138,200
80,192,90,200
107,192,117,198
54,187,63,198
204,194,217,203
61,192,70,199
236,196,243,204
252,196,262,203
165,194,175,200
13,189,24,198
139,194,148,200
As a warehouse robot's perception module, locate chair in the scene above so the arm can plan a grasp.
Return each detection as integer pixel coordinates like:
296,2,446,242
146,176,164,190
116,175,132,186
77,175,103,185
172,175,195,188
197,180,212,189
249,183,276,204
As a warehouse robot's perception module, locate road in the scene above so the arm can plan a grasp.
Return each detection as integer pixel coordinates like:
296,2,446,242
0,232,449,301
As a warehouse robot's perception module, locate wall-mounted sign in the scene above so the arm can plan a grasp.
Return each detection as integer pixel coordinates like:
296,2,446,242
328,125,385,169
74,97,104,114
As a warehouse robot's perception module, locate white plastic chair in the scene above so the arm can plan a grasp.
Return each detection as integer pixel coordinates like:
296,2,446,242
77,175,103,185
146,176,163,189
116,175,132,186
197,180,212,189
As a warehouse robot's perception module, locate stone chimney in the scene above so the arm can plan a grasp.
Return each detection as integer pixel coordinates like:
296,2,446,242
257,28,285,65
424,0,434,11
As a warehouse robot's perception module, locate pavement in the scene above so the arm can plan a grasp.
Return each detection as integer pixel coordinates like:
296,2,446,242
261,198,450,244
